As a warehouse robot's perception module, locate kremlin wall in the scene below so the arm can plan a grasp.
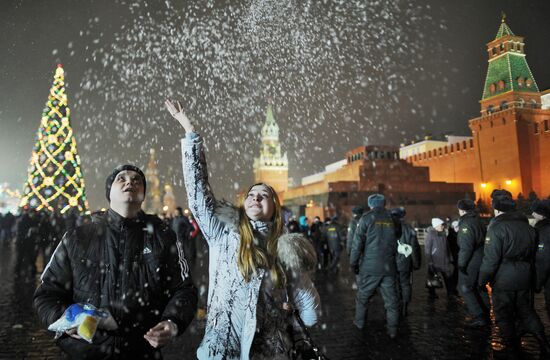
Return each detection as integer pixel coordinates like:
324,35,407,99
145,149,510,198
253,17,550,226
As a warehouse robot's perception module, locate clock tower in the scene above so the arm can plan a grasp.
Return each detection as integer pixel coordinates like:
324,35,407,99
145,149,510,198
253,99,289,194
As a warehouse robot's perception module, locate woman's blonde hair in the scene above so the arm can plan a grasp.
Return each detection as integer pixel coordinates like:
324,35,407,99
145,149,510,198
237,183,286,287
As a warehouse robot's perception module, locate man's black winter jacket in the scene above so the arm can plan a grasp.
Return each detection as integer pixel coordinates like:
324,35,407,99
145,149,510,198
396,221,421,273
535,218,550,290
34,209,198,359
457,211,486,275
479,211,536,291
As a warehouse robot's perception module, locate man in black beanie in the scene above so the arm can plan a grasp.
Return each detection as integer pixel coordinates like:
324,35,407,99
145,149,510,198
533,199,550,321
479,190,550,355
456,199,489,328
34,164,198,359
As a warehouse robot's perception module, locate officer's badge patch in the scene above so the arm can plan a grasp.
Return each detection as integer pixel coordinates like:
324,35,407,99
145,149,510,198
461,228,468,233
539,243,545,251
485,236,491,245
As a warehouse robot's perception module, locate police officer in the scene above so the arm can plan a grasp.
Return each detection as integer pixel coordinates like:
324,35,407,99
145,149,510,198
346,206,364,257
324,216,343,274
391,207,421,318
479,190,550,355
350,194,401,338
533,199,550,321
456,199,489,328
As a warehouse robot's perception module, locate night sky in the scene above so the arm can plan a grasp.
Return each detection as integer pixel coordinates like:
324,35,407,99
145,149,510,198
1,0,550,211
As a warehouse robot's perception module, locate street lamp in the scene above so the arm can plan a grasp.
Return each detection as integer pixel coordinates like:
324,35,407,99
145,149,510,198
505,179,512,185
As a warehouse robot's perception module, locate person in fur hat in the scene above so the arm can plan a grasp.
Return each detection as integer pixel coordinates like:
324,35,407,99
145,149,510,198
479,190,550,355
166,100,320,360
456,199,489,328
350,193,401,338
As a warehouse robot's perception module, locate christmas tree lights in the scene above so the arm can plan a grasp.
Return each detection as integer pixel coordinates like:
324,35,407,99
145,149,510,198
19,64,89,214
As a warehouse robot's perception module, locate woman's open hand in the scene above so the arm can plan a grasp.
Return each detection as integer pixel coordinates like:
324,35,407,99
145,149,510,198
165,99,195,133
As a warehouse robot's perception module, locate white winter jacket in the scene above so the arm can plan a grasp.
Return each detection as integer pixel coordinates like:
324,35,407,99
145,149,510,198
181,133,320,360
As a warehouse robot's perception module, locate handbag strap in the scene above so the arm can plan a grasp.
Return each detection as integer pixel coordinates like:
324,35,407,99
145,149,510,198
284,288,314,342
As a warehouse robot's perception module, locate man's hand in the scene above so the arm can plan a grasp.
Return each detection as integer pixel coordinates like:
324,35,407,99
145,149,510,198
66,328,82,340
144,320,178,348
165,99,195,133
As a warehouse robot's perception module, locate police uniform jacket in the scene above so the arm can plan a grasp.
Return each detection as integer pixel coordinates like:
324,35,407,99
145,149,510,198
350,207,400,276
478,211,536,290
457,211,486,277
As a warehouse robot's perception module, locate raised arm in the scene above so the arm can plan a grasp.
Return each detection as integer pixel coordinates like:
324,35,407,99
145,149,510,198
165,100,227,244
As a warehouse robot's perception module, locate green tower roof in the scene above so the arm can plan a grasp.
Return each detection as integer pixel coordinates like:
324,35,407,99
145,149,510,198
495,17,515,39
482,17,539,100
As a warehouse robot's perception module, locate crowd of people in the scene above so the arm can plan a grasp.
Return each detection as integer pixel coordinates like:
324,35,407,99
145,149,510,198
0,99,546,359
345,190,550,357
0,208,87,277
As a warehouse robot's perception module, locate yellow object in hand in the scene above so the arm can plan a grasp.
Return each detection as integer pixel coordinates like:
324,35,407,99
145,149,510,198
78,315,98,342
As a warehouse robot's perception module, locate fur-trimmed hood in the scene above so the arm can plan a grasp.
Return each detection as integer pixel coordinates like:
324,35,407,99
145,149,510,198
214,200,317,273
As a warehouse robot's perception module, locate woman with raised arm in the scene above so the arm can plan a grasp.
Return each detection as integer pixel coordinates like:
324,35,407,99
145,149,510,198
165,100,320,360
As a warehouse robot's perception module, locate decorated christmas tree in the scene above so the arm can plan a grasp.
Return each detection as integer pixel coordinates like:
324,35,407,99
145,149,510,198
19,64,89,214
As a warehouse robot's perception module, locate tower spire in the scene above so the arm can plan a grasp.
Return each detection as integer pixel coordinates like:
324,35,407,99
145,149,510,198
480,15,539,112
253,99,288,194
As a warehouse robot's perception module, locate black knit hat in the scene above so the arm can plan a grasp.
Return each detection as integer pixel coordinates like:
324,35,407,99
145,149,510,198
390,207,406,219
105,164,147,201
457,199,475,211
352,206,364,215
491,189,516,212
531,199,550,218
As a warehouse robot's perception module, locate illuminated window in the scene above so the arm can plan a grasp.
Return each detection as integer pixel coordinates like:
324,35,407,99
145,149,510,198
500,101,508,110
517,77,524,87
516,98,525,108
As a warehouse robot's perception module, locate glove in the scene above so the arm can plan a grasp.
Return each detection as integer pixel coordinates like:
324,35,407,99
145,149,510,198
478,283,488,293
458,266,468,276
353,265,360,275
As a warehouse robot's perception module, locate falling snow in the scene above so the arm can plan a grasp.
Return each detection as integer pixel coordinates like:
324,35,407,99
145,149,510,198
73,0,448,205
